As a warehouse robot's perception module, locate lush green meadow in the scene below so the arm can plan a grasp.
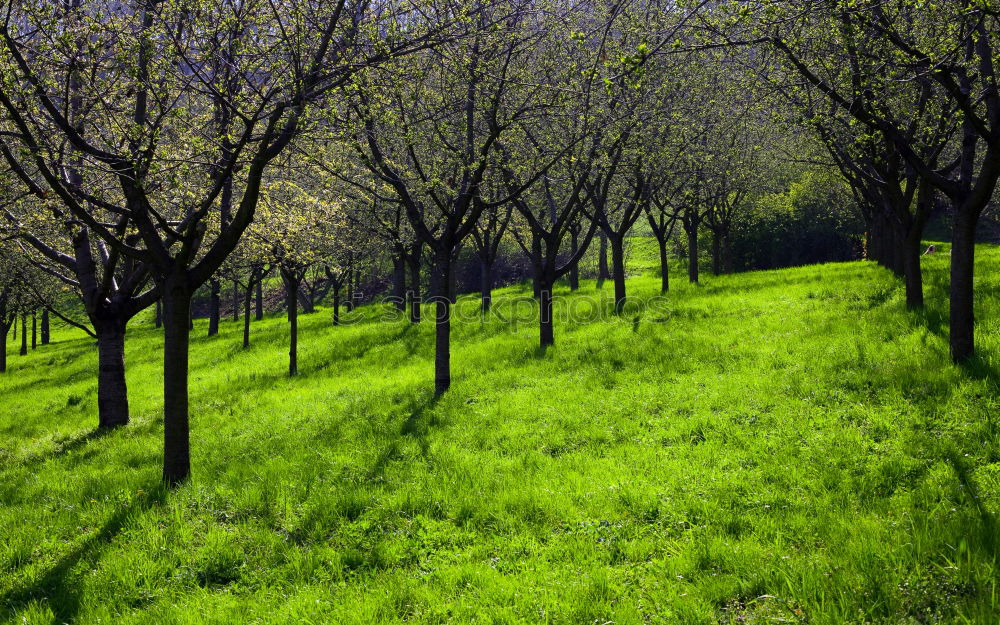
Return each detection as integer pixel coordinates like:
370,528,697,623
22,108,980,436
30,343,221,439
2,243,999,624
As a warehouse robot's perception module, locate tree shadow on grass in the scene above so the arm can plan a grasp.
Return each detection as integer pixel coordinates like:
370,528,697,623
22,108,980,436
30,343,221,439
945,450,999,558
6,426,118,472
367,394,441,482
0,483,167,624
959,352,1000,391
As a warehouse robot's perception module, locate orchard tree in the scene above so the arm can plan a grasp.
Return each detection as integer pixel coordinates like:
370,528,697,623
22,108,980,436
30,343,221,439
344,0,548,393
0,0,447,483
741,0,1000,361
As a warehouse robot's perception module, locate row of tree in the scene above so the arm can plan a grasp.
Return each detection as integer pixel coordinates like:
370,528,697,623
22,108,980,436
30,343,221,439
0,1,996,485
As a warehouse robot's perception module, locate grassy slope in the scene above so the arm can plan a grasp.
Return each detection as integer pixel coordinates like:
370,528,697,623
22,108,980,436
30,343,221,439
1,242,999,625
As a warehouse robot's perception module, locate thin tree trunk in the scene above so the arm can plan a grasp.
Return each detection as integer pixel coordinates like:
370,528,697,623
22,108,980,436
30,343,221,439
539,275,554,348
902,228,924,310
598,232,610,288
96,319,129,428
255,278,264,320
208,278,220,336
233,279,240,322
433,252,452,395
41,309,49,345
392,254,406,312
658,236,670,293
687,226,699,284
243,282,252,349
19,315,27,356
611,236,627,314
950,209,977,363
282,269,299,376
332,285,341,326
569,228,580,291
162,285,192,485
531,233,542,299
0,324,8,373
31,311,36,350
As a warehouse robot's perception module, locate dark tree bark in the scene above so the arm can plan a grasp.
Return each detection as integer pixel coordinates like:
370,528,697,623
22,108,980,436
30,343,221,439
255,278,264,321
539,272,554,347
0,323,7,373
232,279,240,322
610,236,626,314
155,300,162,329
208,278,220,337
597,232,610,288
95,318,129,428
950,209,977,362
161,282,192,486
19,314,27,356
31,311,36,350
686,223,699,284
40,309,49,345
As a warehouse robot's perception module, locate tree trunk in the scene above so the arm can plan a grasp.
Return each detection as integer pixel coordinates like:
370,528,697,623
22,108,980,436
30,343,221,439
598,232,610,288
41,309,49,345
433,251,452,395
161,284,192,485
255,278,264,320
611,236,627,314
687,225,699,284
282,269,299,377
208,278,220,336
480,256,492,314
950,209,977,363
332,285,341,326
31,311,36,350
96,319,129,428
539,274,554,348
0,324,8,373
658,236,669,293
407,253,421,324
569,228,580,291
155,300,162,329
902,227,924,310
233,279,240,322
19,315,27,356
531,233,542,299
392,253,406,312
243,282,252,349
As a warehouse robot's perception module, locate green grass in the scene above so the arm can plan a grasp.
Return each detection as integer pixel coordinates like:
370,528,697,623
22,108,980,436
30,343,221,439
2,241,1000,624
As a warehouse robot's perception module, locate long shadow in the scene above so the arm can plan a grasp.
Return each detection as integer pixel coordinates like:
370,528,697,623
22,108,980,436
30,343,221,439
960,352,1000,391
367,394,441,482
6,427,118,472
0,484,167,623
946,451,998,558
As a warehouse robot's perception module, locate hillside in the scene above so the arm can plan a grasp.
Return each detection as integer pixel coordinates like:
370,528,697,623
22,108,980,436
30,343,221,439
2,245,999,624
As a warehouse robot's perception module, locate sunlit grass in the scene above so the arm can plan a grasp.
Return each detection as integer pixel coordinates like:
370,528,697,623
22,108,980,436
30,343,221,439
1,241,999,624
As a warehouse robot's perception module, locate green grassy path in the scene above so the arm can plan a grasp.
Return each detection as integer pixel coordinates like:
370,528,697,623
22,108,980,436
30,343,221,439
1,245,999,624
